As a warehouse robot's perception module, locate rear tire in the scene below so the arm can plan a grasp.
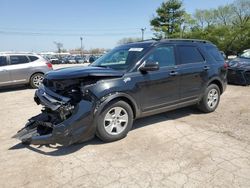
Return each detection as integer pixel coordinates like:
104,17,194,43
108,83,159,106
30,73,44,89
197,84,220,113
96,100,133,142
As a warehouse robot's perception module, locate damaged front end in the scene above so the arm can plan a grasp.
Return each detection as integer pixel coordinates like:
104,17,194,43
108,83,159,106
14,82,96,146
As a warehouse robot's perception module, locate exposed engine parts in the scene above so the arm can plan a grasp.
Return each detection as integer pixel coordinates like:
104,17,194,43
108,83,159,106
59,104,74,120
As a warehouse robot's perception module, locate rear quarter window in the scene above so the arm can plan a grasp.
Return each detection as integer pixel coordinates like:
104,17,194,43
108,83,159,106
0,56,7,66
205,46,224,61
178,46,204,64
28,56,39,62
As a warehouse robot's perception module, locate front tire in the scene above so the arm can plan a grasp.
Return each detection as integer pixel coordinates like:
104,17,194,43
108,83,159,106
96,100,133,142
30,73,44,89
197,84,220,113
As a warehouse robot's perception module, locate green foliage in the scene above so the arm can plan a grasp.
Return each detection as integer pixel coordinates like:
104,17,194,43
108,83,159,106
151,0,250,55
150,0,185,39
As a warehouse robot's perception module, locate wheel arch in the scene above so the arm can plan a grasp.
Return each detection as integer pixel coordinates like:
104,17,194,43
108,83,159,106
96,93,139,119
207,78,223,95
29,72,44,82
29,72,45,88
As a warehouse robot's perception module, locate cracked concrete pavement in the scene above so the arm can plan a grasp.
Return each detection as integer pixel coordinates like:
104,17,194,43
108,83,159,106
0,65,250,188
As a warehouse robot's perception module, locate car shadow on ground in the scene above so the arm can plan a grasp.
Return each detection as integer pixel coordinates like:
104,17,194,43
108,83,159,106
0,85,32,93
9,107,202,156
228,83,249,87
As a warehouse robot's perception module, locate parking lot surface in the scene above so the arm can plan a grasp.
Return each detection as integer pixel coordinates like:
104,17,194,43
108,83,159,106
0,65,250,188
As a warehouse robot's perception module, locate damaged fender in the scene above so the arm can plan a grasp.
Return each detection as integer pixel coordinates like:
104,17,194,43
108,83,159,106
14,95,96,146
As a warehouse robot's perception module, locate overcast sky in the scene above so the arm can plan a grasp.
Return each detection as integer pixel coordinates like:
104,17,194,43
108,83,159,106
0,0,234,52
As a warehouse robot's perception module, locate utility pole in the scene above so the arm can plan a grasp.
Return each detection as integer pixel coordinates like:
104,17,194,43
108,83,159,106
141,27,146,41
80,37,83,57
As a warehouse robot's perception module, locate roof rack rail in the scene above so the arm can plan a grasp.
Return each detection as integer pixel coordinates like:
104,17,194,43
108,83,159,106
160,38,210,43
137,38,210,44
139,39,157,42
123,39,156,44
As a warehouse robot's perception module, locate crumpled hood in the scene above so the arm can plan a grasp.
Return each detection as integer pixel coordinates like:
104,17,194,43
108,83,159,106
45,66,124,80
228,58,250,70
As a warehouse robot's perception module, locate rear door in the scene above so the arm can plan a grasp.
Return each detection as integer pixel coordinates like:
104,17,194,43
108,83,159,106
177,45,209,101
0,56,11,86
7,55,31,84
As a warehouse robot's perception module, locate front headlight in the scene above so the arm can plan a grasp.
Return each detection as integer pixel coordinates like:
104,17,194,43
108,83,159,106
228,61,239,67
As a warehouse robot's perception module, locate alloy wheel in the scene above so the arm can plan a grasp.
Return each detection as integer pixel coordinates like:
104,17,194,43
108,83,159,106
33,74,44,88
103,107,128,135
207,88,219,109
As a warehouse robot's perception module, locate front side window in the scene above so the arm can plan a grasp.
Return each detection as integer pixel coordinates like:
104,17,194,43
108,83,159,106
10,56,29,65
91,47,147,71
179,46,204,64
146,46,175,67
0,56,7,66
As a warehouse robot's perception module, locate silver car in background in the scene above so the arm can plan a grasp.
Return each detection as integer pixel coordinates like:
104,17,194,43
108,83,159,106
0,53,53,88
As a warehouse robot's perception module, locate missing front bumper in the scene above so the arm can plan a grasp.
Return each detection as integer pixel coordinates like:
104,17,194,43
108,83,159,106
14,100,96,146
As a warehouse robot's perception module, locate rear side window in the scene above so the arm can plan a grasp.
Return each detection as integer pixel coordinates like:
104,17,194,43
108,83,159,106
205,46,224,61
179,46,204,64
10,56,29,65
28,56,39,62
0,56,7,66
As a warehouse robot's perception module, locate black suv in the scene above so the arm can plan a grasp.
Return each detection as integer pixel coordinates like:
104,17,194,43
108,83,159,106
15,39,227,145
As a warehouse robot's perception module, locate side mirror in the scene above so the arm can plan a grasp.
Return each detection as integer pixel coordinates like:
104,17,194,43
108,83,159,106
139,60,159,72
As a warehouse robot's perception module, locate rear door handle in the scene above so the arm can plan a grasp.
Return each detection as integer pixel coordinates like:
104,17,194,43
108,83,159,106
204,66,210,70
169,71,178,76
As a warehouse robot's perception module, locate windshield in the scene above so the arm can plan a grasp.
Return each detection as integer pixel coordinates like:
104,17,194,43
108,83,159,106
240,50,250,59
91,47,146,71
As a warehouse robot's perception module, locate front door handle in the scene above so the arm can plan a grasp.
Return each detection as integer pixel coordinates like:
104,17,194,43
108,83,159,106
204,66,210,70
169,71,178,76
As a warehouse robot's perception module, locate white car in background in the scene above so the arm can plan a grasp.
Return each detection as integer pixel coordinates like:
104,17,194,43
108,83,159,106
0,52,53,88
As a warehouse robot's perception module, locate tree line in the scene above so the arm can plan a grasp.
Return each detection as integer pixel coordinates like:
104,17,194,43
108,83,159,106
150,0,250,55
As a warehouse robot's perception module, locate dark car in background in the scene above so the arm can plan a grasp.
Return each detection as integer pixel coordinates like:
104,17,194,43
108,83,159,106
88,55,96,63
227,49,250,85
75,56,86,64
15,39,227,146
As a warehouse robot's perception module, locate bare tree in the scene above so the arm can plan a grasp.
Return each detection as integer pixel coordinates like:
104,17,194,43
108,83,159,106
232,0,250,25
214,5,234,26
194,9,216,29
54,41,63,53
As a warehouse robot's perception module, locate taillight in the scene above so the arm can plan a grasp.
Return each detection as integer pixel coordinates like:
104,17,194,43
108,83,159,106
46,62,53,69
223,62,228,69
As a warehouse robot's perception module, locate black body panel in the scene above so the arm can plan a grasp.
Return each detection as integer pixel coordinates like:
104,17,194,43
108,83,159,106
46,66,124,80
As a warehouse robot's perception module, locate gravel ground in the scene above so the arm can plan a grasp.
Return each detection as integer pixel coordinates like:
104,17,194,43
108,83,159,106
0,64,250,188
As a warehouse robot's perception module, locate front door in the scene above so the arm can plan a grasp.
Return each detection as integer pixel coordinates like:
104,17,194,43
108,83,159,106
136,45,180,112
